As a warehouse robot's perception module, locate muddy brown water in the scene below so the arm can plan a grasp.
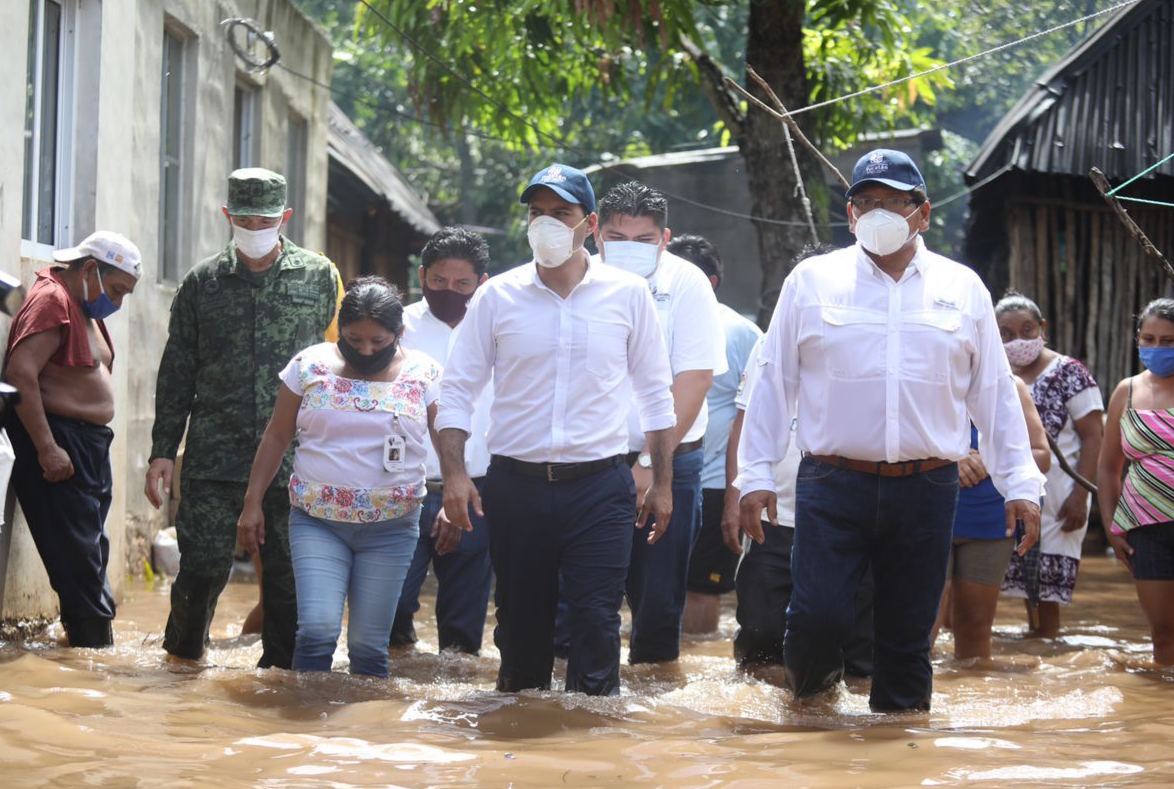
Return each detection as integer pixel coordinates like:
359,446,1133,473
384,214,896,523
1,554,1171,786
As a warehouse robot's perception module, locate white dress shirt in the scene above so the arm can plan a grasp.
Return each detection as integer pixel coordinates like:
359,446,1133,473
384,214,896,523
402,299,492,479
437,260,676,463
736,241,1044,504
595,250,726,451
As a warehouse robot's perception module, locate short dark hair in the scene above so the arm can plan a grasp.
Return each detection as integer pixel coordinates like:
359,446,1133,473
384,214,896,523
598,181,668,230
1138,298,1174,332
421,226,490,276
995,290,1043,322
666,234,723,287
338,276,404,334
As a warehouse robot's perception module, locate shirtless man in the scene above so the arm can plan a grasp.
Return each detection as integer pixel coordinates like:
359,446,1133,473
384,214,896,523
4,231,141,648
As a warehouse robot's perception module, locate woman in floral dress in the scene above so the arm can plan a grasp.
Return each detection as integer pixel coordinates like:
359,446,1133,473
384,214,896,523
237,277,443,677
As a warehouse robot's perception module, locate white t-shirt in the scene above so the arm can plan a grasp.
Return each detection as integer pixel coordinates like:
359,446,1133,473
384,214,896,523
737,336,801,527
279,343,441,523
402,299,491,478
603,250,727,451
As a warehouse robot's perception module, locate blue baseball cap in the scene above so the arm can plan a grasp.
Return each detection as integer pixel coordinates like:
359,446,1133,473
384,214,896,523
520,163,596,213
846,149,926,198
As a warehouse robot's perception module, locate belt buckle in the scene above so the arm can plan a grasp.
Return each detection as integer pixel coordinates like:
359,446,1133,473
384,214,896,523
546,464,558,483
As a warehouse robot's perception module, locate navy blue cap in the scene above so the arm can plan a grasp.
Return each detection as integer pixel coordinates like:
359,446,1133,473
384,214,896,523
520,163,596,213
846,149,926,198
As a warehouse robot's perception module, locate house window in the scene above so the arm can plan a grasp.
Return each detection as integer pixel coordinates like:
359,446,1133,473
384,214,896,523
233,81,259,169
285,112,308,244
22,0,76,257
159,27,188,281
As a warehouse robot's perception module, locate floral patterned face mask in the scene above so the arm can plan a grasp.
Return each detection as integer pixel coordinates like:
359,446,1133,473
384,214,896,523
1004,337,1044,367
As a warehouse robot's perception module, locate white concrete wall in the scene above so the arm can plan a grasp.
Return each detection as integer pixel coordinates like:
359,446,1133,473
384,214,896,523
0,0,333,626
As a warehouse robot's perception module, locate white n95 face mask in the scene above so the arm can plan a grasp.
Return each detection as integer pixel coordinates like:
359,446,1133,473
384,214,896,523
853,205,920,257
232,223,282,259
528,216,586,269
602,240,660,278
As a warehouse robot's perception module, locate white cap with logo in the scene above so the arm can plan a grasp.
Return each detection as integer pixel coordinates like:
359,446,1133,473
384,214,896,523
53,231,143,280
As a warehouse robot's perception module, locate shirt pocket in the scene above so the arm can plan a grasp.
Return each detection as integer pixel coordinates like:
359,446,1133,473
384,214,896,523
586,321,630,383
819,306,887,380
900,308,964,384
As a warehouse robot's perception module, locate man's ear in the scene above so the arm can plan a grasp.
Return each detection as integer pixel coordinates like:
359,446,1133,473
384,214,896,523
660,227,671,250
282,207,294,227
918,201,932,232
477,272,489,286
846,203,857,233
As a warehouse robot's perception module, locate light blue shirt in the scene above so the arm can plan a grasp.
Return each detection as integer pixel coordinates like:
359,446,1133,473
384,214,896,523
701,303,763,489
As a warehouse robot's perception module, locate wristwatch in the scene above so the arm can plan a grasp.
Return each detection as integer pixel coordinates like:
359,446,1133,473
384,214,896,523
637,452,653,468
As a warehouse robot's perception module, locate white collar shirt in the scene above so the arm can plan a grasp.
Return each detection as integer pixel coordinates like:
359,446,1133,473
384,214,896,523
401,299,492,479
591,250,727,451
436,259,676,463
735,240,1044,504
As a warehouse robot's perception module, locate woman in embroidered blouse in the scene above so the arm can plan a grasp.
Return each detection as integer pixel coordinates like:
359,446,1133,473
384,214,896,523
237,277,444,677
996,292,1104,638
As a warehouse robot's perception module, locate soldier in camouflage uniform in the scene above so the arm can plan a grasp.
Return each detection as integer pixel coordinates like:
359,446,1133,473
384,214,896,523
145,168,339,668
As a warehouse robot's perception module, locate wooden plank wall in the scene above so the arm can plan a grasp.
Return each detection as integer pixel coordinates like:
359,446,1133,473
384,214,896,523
1005,197,1173,397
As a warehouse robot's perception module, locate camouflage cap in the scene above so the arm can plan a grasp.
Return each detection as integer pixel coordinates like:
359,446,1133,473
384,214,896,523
227,168,287,217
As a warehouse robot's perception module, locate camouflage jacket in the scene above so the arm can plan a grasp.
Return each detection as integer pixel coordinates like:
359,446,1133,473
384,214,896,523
149,238,338,484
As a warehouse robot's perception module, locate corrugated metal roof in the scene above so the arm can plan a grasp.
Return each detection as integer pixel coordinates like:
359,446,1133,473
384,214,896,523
966,0,1174,185
326,103,440,235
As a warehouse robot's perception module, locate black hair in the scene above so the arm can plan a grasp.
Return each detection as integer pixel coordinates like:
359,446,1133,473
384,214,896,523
598,181,668,230
420,226,491,276
994,289,1044,322
338,276,404,334
666,234,723,287
1137,298,1174,332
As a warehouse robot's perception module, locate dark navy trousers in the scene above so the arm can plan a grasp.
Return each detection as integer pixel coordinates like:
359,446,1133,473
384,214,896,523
390,480,492,654
482,458,635,695
8,413,116,647
785,456,958,712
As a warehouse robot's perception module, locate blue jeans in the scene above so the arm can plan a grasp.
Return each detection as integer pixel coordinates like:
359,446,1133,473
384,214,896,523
483,457,635,695
785,457,958,711
391,480,492,653
288,507,421,677
625,447,704,663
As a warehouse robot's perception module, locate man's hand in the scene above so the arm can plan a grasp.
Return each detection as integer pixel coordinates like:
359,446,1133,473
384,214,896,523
630,464,653,512
958,449,989,489
1005,498,1041,556
720,488,744,555
442,473,480,534
739,490,777,546
433,507,464,556
1057,489,1090,533
1104,526,1134,574
636,480,673,544
39,444,74,482
236,503,265,556
145,458,175,509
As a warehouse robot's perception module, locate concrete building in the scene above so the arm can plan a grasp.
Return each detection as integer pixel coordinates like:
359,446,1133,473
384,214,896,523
0,0,333,630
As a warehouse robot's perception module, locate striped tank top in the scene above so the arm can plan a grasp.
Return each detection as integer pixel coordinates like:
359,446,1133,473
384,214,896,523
1115,379,1174,532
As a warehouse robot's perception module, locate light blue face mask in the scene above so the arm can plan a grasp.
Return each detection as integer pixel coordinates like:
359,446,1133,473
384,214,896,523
1139,346,1174,377
82,266,119,320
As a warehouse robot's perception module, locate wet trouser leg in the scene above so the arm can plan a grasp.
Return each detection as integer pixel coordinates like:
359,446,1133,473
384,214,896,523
625,448,704,663
391,480,492,653
8,414,115,647
164,480,296,668
484,459,634,695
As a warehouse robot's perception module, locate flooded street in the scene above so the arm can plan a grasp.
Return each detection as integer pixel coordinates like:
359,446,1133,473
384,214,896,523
1,554,1172,786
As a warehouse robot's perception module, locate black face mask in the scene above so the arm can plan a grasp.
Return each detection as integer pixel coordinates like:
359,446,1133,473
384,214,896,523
338,335,398,375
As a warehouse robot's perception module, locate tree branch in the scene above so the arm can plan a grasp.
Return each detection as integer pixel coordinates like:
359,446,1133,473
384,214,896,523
677,33,745,142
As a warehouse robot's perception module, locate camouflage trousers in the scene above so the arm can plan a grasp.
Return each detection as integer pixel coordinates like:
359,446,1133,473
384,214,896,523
163,478,296,668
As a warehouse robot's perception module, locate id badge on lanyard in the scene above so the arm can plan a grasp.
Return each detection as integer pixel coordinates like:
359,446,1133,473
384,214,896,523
384,413,406,473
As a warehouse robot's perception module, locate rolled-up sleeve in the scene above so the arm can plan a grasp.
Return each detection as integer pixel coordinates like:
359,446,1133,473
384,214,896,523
965,289,1045,503
736,275,800,498
436,287,495,436
627,285,676,433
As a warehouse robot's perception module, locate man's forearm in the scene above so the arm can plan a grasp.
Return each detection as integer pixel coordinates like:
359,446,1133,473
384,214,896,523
645,427,674,487
438,428,471,480
11,380,56,452
668,370,712,448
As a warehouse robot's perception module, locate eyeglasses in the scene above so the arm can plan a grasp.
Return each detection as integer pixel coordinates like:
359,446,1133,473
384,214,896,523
849,196,920,214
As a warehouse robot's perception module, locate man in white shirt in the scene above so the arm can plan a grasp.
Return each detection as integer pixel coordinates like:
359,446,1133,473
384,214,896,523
665,234,762,636
390,227,493,655
592,182,726,664
737,149,1044,712
436,164,677,695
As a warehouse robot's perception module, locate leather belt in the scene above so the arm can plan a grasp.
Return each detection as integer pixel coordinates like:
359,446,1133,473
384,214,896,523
804,454,955,478
624,439,704,467
491,455,625,483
